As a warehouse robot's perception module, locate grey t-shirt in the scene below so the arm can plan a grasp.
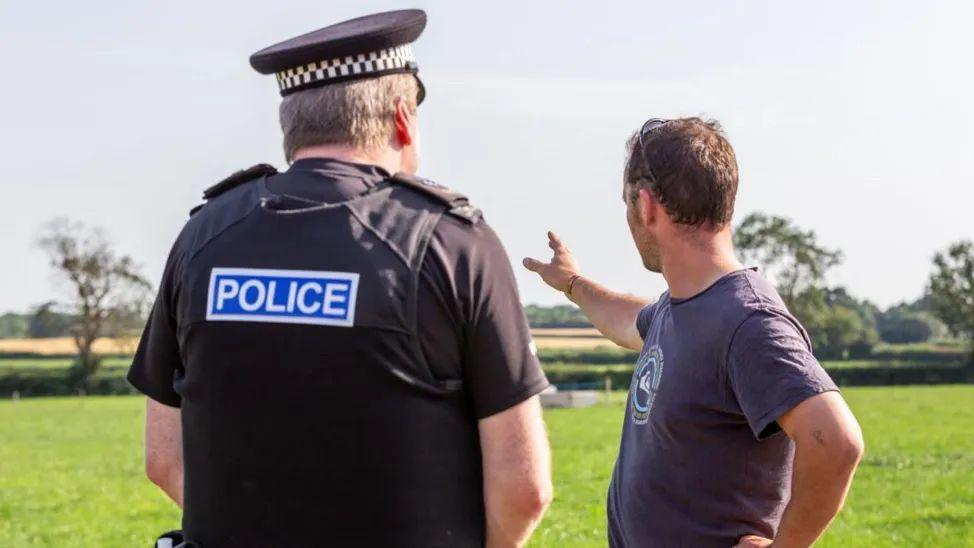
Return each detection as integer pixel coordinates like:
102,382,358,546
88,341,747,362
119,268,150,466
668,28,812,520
607,268,838,547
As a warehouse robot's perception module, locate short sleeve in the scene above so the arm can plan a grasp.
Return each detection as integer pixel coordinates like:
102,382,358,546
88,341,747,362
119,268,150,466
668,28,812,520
726,309,838,439
127,245,184,408
419,217,549,419
635,302,658,340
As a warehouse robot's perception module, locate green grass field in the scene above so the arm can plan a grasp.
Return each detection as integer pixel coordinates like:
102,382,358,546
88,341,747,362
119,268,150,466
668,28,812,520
537,386,974,547
2,386,973,547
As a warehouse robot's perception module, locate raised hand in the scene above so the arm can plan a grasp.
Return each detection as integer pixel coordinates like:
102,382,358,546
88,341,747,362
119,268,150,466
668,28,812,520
522,231,581,294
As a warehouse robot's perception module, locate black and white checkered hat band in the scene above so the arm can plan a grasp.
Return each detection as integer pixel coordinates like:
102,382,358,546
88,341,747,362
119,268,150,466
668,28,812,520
276,44,416,93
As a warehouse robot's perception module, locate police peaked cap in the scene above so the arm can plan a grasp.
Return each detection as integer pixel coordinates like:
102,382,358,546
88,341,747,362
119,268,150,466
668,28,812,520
250,9,427,103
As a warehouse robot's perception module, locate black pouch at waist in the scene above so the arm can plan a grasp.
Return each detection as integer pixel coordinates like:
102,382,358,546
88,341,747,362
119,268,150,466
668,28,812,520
155,530,203,548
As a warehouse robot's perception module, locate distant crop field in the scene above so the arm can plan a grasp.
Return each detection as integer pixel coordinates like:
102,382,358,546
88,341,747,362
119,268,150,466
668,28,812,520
531,328,604,338
531,328,619,350
2,332,966,357
0,333,620,354
0,337,139,356
1,386,972,546
533,337,619,350
0,357,132,369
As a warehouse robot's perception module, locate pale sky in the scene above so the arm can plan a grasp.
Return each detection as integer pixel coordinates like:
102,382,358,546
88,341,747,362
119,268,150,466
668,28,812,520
1,0,972,312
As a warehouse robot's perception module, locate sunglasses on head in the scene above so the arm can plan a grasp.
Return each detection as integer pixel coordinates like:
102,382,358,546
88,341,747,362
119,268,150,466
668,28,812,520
637,118,670,185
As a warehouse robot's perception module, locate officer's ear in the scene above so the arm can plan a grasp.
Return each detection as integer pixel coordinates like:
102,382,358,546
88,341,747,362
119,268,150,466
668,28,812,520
393,96,415,148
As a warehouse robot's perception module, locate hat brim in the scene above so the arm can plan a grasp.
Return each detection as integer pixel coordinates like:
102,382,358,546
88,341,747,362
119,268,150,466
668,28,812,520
416,74,426,105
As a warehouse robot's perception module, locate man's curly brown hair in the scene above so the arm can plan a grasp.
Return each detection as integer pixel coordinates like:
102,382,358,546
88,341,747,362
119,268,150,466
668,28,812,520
625,117,739,229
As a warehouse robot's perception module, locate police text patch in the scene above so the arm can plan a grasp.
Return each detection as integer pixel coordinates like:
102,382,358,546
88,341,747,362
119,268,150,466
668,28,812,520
206,268,359,327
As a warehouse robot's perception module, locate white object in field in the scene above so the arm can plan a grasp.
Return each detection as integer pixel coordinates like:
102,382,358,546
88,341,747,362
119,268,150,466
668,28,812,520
540,390,599,408
157,539,173,548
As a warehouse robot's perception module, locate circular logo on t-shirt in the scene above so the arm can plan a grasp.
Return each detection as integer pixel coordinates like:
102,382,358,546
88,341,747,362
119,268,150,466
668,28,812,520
630,344,664,425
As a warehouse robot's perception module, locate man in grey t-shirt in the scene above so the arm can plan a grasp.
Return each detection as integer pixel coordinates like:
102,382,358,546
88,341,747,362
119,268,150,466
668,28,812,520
524,118,864,547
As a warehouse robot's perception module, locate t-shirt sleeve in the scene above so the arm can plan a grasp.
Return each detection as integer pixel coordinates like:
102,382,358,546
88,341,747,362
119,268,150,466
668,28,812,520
422,218,549,419
726,308,838,440
635,302,658,340
127,243,184,408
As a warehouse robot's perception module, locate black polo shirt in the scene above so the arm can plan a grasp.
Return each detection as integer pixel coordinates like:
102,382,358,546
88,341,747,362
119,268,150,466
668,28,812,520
128,158,548,546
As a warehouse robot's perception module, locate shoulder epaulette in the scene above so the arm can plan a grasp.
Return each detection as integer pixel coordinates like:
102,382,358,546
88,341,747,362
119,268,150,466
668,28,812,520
203,164,278,200
190,163,278,217
389,173,482,223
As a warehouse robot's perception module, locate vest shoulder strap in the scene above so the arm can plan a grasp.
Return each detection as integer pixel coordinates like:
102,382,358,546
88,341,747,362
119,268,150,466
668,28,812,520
204,163,278,200
389,173,482,224
190,164,278,216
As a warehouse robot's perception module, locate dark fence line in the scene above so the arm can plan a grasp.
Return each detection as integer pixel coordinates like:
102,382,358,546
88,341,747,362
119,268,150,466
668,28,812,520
546,363,974,391
535,348,972,366
538,349,639,364
3,346,967,364
825,364,974,386
0,367,136,398
868,349,971,362
2,361,973,399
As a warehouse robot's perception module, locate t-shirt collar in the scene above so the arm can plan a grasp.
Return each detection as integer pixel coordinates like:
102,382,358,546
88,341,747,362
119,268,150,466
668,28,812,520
669,267,758,306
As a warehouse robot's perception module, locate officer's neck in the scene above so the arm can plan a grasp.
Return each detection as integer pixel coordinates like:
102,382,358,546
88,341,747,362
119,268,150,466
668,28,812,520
291,144,403,176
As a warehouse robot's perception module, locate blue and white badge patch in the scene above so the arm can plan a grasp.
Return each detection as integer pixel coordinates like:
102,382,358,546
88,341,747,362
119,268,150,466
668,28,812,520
630,344,664,425
206,268,359,327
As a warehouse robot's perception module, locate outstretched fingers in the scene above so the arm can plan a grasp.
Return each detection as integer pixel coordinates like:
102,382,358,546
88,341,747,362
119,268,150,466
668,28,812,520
526,231,571,274
522,257,546,272
548,231,568,253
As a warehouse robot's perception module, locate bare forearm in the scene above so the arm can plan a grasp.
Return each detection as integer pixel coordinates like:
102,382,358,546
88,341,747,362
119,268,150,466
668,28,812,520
772,392,864,547
480,397,552,548
484,500,547,548
144,398,184,509
773,443,860,546
157,469,184,508
570,276,648,351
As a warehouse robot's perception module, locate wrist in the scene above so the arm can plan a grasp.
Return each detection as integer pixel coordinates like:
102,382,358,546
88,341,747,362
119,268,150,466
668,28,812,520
565,274,584,300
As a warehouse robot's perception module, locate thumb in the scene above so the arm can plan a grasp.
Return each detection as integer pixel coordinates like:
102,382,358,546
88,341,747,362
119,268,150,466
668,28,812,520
522,257,545,273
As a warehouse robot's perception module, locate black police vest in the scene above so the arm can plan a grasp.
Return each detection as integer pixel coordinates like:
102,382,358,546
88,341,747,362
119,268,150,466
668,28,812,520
174,166,485,547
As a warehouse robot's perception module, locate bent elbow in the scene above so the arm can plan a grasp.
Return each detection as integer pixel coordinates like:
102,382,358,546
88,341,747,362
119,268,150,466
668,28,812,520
536,481,555,515
849,433,865,464
516,480,554,519
145,457,174,487
837,430,865,471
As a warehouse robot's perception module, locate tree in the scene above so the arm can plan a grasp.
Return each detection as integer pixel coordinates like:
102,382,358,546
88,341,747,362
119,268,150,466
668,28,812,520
27,301,75,338
928,240,974,352
823,288,881,357
797,291,876,360
819,306,867,360
734,214,879,359
876,306,937,344
734,213,842,309
0,313,29,339
37,219,151,389
825,287,880,332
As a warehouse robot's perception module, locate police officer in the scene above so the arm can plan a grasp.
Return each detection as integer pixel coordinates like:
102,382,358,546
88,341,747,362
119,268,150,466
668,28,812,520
128,10,552,547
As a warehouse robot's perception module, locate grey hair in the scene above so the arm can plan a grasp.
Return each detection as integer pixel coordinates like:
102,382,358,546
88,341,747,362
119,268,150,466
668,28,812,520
278,73,419,162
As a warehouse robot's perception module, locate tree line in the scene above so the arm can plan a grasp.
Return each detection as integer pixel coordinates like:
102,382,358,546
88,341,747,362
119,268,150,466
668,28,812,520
3,214,973,390
528,212,973,361
733,213,961,359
